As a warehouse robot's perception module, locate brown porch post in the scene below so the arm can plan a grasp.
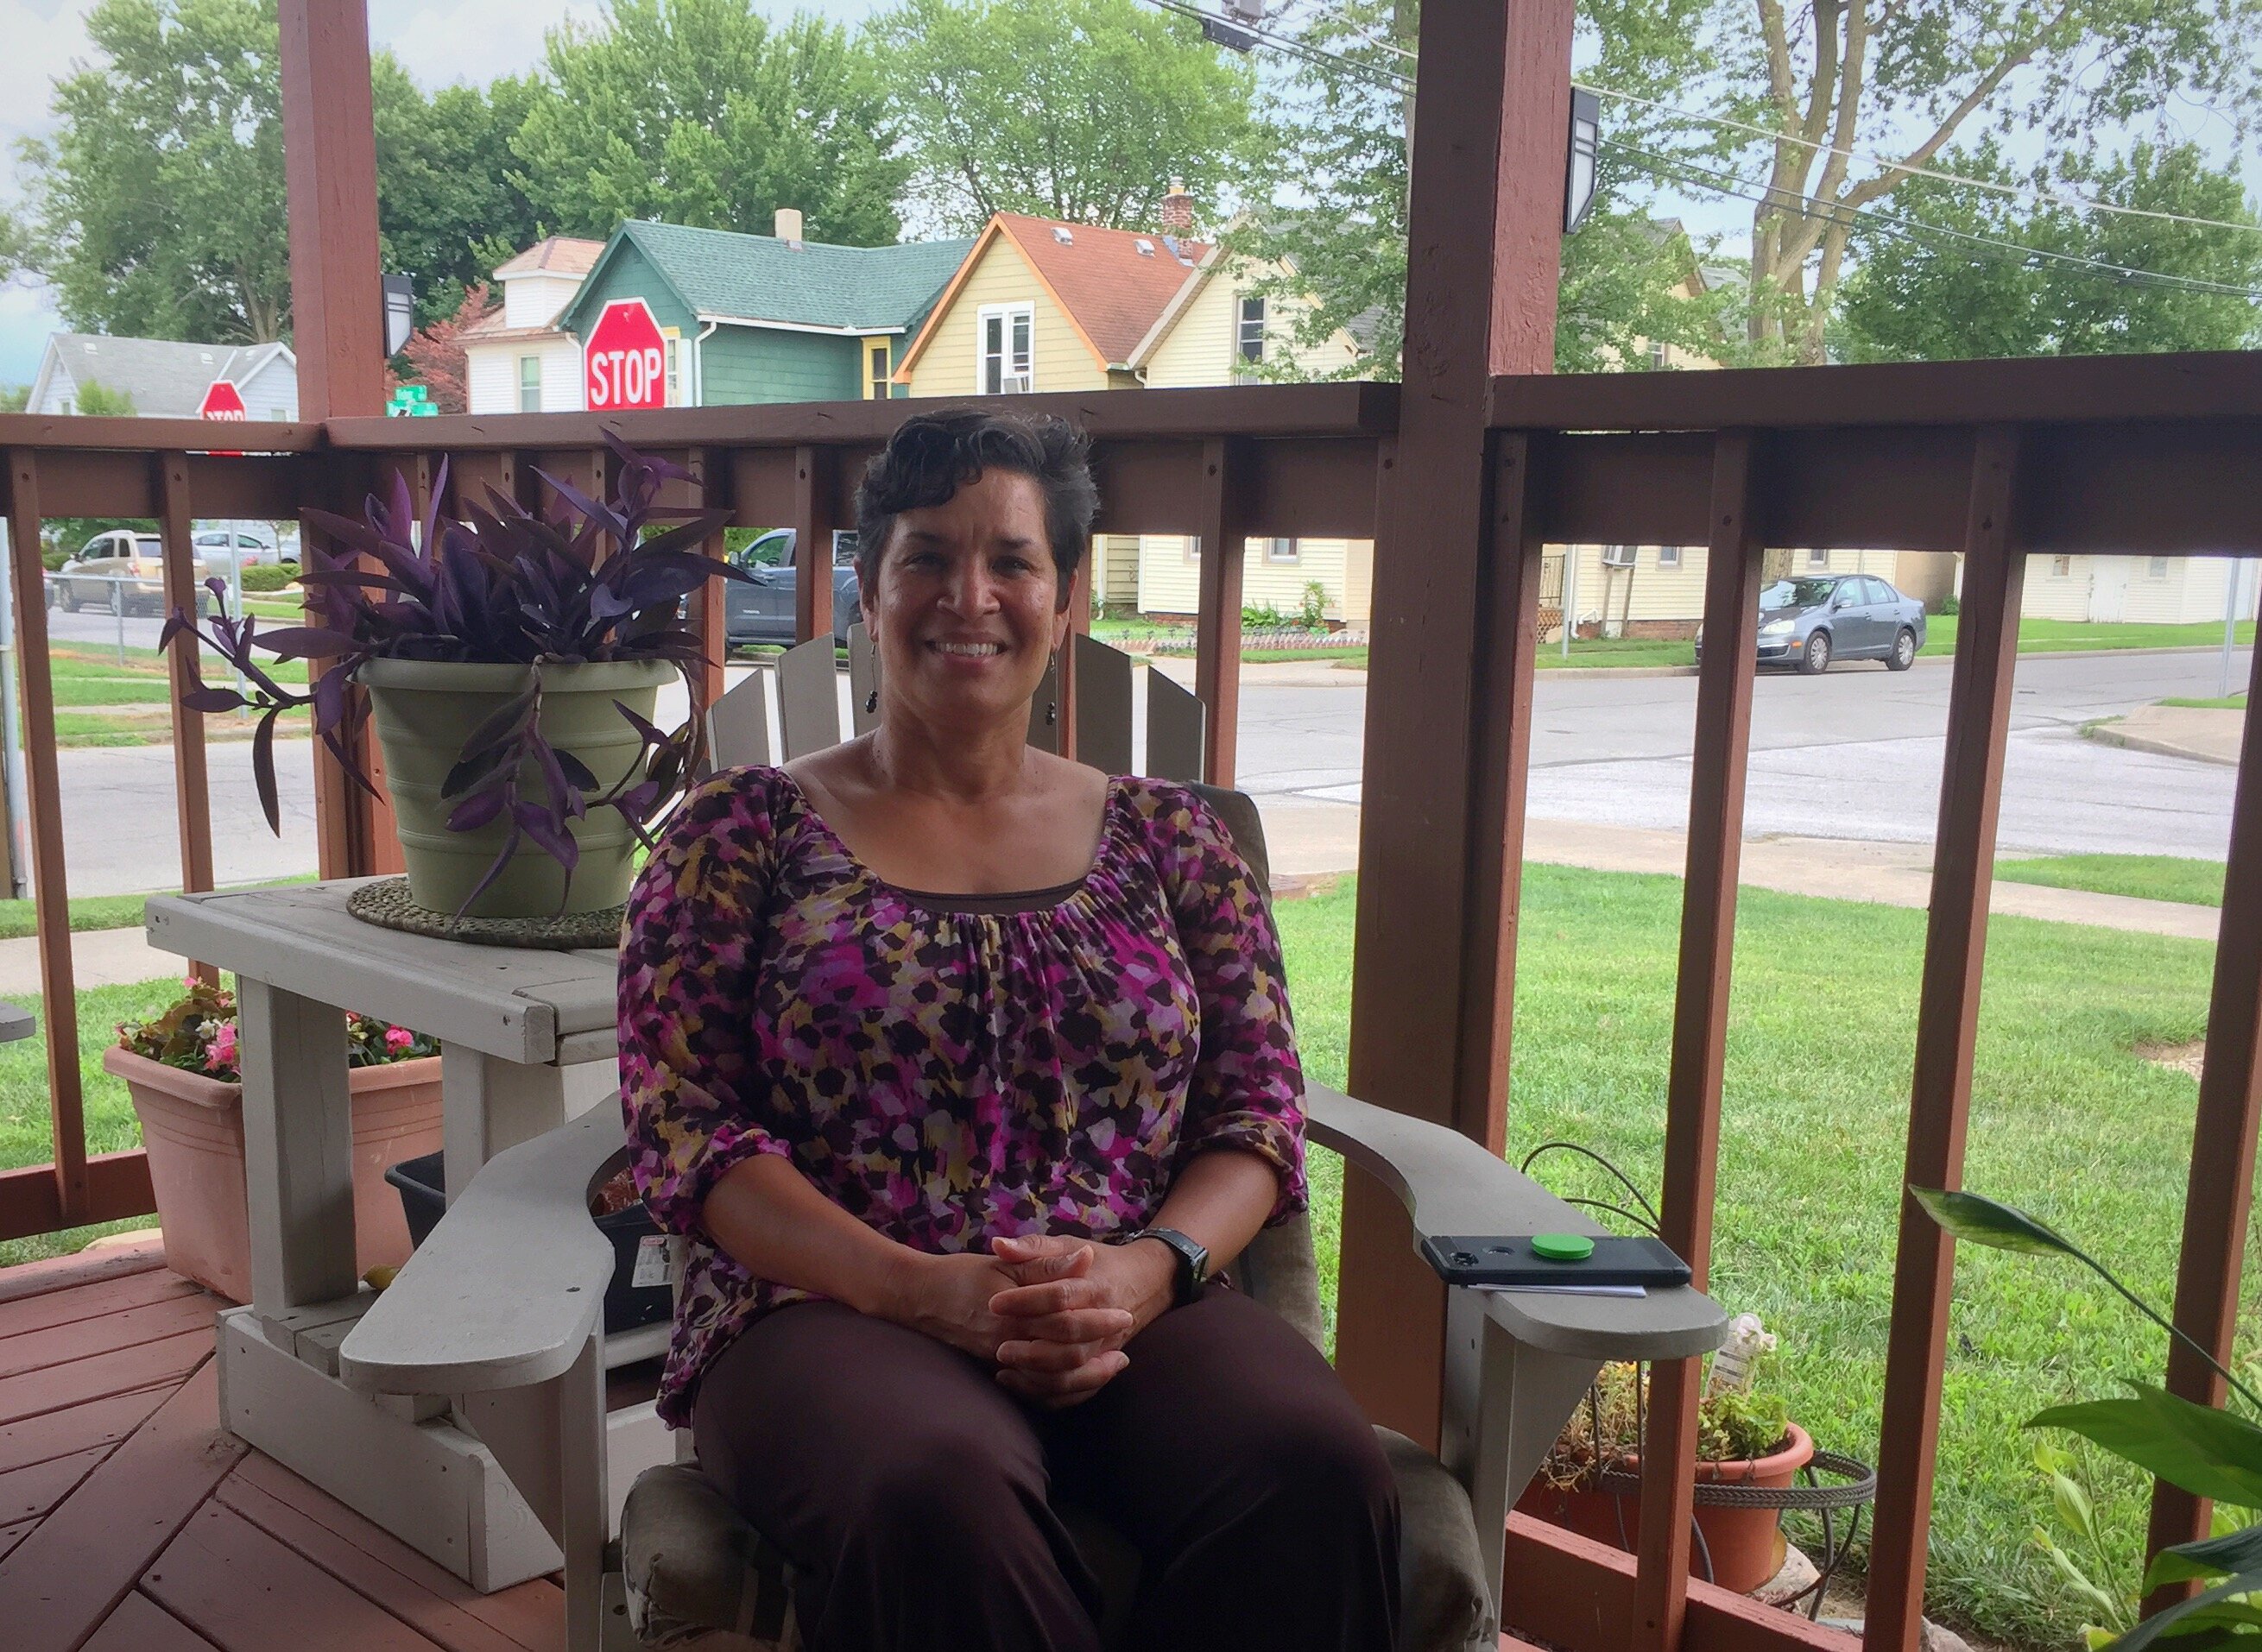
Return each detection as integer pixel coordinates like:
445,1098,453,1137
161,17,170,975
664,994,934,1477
1336,0,1575,1448
280,0,388,879
2142,611,2262,1603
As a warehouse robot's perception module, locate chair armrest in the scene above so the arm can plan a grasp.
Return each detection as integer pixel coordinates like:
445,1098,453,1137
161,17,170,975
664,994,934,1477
1303,1083,1726,1363
338,1109,620,1396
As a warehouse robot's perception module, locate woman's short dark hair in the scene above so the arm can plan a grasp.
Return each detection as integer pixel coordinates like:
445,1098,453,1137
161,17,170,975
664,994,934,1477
854,409,1098,607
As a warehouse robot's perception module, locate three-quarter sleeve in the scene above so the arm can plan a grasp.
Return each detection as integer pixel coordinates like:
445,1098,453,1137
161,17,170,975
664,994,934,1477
619,772,795,1236
1159,794,1310,1226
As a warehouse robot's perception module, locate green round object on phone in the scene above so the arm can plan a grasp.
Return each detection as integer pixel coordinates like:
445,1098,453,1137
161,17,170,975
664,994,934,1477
1531,1233,1595,1262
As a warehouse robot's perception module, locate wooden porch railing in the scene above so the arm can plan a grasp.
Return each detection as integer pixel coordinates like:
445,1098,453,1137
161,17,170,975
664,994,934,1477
2,350,2259,1652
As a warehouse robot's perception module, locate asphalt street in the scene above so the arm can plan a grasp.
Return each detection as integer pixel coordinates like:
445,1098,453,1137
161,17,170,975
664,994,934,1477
1236,646,2249,860
37,645,2252,896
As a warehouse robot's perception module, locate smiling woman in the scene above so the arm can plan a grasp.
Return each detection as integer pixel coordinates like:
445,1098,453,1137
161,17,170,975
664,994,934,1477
616,409,1400,1652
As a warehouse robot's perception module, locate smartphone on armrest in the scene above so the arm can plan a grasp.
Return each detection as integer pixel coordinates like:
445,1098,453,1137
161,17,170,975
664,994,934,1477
1418,1233,1691,1289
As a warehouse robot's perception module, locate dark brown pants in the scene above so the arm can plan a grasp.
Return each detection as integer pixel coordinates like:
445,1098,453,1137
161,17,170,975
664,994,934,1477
692,1288,1400,1652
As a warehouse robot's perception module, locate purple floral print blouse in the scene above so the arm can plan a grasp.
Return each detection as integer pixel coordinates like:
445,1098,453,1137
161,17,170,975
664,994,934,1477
618,766,1308,1425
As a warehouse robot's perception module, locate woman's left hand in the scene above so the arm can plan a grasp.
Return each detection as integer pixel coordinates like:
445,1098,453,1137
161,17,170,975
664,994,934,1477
986,1233,1176,1408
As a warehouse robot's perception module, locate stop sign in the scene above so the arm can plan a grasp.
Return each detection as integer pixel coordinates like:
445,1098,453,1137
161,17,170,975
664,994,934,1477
584,300,667,413
197,380,247,420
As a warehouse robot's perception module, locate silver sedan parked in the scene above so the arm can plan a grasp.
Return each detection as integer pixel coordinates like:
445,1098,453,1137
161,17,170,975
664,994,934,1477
1697,573,1928,674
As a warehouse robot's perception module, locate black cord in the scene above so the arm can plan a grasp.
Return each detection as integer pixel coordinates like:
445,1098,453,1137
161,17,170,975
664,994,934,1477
1520,1140,1663,1230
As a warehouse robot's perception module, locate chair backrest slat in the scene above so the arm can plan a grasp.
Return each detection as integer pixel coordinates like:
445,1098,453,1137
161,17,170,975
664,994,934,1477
775,636,841,760
1147,668,1205,783
1074,634,1135,777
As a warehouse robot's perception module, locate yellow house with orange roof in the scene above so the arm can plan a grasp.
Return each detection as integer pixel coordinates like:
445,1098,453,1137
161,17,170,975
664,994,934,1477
897,197,1370,625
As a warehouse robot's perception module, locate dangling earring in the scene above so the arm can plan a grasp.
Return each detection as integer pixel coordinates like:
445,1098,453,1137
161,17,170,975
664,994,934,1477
862,632,880,715
1044,647,1059,725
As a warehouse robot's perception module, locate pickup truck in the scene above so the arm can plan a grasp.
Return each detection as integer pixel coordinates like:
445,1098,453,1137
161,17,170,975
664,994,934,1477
726,529,861,648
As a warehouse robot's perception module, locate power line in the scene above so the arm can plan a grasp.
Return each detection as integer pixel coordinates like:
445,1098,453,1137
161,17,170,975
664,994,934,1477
1155,0,2262,299
1608,139,2262,300
1279,0,2262,238
1584,81,2262,241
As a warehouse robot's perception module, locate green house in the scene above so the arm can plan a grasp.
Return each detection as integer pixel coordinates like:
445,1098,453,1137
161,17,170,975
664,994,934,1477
557,218,976,407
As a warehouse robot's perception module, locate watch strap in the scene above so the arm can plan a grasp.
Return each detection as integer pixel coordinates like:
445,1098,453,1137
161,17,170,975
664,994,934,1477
1129,1226,1209,1307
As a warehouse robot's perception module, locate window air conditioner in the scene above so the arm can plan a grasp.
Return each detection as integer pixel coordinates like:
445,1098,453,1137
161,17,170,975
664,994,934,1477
1600,545,1637,568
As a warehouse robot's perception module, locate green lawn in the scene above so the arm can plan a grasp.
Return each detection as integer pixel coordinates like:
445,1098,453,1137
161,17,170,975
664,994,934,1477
1925,615,2256,658
2162,692,2247,710
0,867,2234,1640
0,891,161,939
1995,854,2227,907
1273,869,2231,1647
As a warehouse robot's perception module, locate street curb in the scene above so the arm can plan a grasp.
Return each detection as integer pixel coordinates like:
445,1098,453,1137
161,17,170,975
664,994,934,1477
2082,720,2237,767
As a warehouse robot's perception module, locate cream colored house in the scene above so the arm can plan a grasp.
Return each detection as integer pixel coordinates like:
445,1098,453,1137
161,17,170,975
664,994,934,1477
895,196,1372,623
1551,544,1959,640
462,236,604,414
2012,554,2258,625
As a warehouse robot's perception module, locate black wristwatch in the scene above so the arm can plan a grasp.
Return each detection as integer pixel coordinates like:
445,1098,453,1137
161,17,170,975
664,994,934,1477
1127,1226,1210,1307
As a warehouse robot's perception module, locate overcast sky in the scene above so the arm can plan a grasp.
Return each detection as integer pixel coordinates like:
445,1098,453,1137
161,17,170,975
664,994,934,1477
0,1,2253,386
0,0,885,382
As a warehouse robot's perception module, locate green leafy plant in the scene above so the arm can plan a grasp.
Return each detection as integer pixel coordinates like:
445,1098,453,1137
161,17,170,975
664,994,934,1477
117,976,438,1087
1914,1187,2262,1652
1539,1359,1792,1488
1299,580,1330,630
239,564,295,594
2031,1441,2143,1649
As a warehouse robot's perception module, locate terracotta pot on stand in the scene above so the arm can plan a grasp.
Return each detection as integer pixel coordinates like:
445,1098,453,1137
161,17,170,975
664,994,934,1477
103,1044,445,1304
1514,1422,1816,1594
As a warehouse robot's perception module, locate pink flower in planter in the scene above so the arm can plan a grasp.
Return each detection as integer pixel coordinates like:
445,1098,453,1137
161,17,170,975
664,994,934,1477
206,1023,237,1072
384,1026,414,1054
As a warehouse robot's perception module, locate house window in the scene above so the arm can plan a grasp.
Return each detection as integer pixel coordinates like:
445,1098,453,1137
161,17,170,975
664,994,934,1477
868,342,891,400
664,331,684,406
2150,557,2171,578
1807,548,1829,569
978,304,1034,394
1657,545,1682,569
517,356,541,413
1235,296,1266,382
1263,539,1298,564
2053,556,2073,577
1184,538,1203,564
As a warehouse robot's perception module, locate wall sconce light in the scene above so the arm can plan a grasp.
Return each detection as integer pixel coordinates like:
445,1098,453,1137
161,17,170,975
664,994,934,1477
1564,87,1600,233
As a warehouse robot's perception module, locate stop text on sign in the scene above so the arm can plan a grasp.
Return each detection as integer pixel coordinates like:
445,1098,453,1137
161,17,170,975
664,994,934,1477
584,299,669,413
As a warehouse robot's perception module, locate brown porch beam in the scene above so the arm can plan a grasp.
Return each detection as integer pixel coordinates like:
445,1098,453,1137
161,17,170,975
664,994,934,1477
2144,601,2262,1599
1632,431,1765,1652
281,0,387,879
1336,0,1575,1452
1865,427,2025,1652
1193,436,1252,786
794,446,837,645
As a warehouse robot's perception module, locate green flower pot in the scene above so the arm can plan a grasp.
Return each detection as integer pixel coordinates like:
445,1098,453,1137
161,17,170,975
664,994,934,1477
358,657,672,919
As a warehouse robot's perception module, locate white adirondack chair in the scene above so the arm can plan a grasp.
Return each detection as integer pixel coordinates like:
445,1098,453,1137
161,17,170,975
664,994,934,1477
338,636,1727,1651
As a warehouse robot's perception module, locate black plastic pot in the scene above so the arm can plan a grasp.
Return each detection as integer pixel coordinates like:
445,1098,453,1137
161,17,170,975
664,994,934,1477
385,1151,673,1338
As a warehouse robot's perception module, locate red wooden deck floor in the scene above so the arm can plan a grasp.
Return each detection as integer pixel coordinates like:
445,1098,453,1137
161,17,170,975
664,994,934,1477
0,1239,564,1652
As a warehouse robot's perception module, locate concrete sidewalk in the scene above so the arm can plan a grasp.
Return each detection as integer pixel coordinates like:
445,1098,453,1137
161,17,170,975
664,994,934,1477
2086,702,2244,766
1253,795,2221,942
1,793,2218,1003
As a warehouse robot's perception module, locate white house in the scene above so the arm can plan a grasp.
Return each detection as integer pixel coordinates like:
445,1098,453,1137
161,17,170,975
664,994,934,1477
1999,554,2260,626
461,236,604,415
26,334,297,419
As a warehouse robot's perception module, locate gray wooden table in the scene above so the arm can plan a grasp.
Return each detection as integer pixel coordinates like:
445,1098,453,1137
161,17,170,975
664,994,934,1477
144,880,626,1589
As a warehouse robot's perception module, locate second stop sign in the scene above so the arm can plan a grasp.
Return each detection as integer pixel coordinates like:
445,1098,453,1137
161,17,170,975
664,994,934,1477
584,299,668,412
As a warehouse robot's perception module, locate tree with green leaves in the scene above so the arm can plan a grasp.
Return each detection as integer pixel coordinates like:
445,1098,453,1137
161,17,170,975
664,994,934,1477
871,0,1260,233
1587,0,2262,359
73,379,138,416
1835,140,2262,362
512,0,905,246
0,385,28,413
373,64,546,327
18,0,548,343
1237,0,1742,379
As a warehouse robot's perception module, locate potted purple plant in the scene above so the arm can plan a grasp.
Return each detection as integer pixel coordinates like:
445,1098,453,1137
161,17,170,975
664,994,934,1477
166,435,746,920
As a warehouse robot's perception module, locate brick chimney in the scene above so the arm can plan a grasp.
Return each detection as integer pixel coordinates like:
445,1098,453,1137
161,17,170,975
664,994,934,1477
1159,179,1195,236
774,207,805,244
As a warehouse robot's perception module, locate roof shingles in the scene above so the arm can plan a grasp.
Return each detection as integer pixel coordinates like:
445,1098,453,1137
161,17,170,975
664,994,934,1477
994,215,1207,367
570,221,976,334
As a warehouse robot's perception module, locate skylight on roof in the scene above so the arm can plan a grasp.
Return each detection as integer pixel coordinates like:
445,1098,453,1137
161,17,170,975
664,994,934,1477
1052,226,1074,244
1134,238,1155,256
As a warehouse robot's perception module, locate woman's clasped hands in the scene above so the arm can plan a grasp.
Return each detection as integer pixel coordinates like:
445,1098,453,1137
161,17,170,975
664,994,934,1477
888,1233,1178,1408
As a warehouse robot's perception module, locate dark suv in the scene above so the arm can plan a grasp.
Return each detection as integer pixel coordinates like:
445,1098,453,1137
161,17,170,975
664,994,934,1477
724,530,861,648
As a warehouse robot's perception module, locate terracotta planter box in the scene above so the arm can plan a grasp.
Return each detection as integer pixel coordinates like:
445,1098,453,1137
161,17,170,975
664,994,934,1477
102,1044,445,1304
1514,1422,1815,1595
